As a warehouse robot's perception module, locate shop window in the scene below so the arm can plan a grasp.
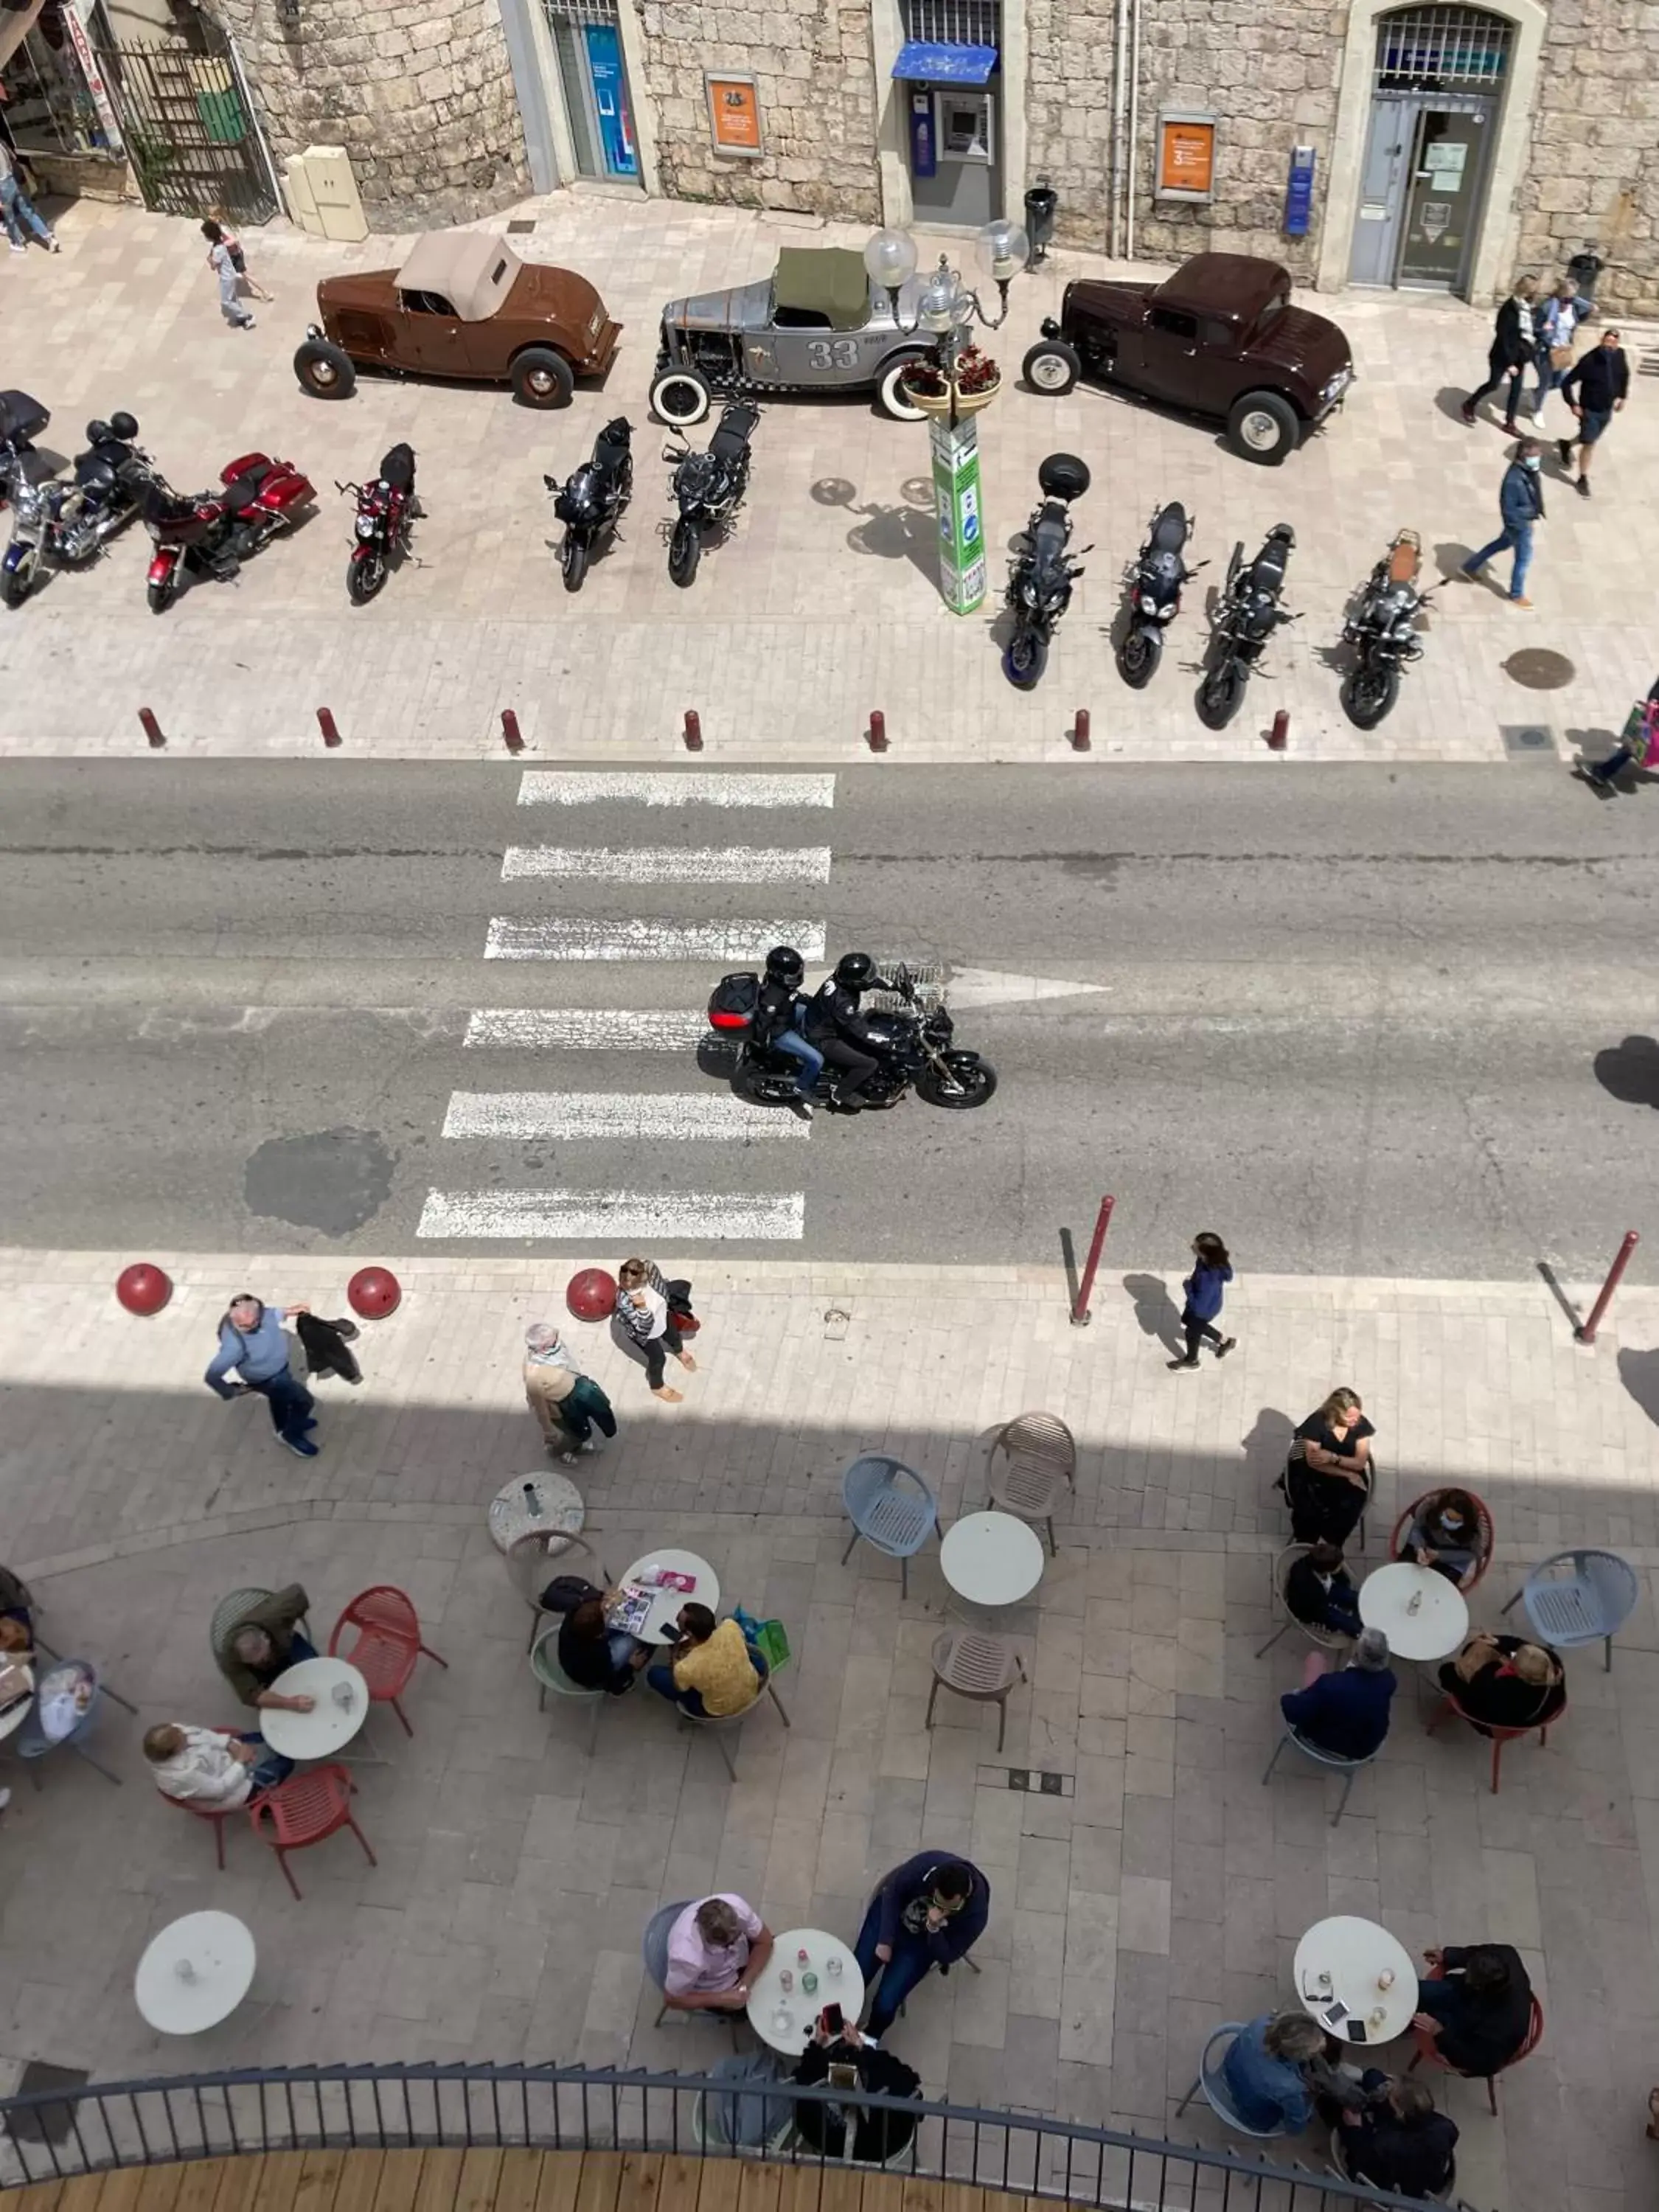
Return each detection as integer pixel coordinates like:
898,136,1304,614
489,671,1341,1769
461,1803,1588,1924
2,16,116,156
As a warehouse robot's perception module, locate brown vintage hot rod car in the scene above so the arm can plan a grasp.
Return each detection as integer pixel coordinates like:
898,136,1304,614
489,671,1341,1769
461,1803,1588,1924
293,233,622,410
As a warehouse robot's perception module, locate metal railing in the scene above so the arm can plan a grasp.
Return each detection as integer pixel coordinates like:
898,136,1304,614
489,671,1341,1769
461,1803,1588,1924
0,2062,1491,2211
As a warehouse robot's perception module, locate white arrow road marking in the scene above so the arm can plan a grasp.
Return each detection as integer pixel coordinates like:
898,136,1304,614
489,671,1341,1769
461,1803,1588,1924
465,1009,712,1051
485,919,827,961
417,1189,806,1240
518,772,836,809
502,845,832,884
945,967,1112,1010
442,1091,807,1141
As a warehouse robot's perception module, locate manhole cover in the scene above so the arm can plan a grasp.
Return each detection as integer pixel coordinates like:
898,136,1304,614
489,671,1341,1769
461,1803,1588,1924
1503,648,1575,690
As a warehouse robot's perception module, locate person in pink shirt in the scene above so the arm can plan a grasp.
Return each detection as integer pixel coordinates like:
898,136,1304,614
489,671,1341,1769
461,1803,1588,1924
662,1894,775,2014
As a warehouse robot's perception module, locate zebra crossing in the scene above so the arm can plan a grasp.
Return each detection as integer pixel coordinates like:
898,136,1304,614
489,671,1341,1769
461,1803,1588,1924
418,770,838,1245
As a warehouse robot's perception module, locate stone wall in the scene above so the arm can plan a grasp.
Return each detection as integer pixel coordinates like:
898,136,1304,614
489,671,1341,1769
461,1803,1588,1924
1024,0,1115,248
207,0,531,224
631,0,880,219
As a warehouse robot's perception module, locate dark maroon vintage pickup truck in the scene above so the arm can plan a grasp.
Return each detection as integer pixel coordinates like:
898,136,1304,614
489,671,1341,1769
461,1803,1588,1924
1021,252,1354,465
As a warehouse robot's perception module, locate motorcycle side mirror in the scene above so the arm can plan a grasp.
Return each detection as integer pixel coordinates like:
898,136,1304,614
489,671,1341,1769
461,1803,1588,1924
1186,559,1209,574
661,445,681,463
542,474,560,490
1076,543,1096,556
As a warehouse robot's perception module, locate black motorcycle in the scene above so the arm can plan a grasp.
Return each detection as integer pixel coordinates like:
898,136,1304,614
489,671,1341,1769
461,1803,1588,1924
1,411,154,608
546,416,632,592
664,403,757,588
338,442,417,607
1339,528,1433,728
1003,451,1091,689
0,389,49,512
1196,523,1297,730
1116,501,1203,689
706,964,996,1112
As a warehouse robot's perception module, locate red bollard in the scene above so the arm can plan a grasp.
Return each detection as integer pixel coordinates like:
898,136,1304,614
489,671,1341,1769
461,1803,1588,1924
866,709,888,753
501,709,524,754
347,1265,402,1320
1070,1194,1116,1326
1267,709,1289,752
1576,1230,1639,1343
1071,709,1091,752
318,708,341,748
139,706,166,749
683,709,703,752
116,1262,173,1315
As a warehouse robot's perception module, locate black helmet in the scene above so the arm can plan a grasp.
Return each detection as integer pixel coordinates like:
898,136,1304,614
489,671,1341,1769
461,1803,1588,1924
835,952,876,990
108,411,139,442
764,945,804,986
84,419,112,448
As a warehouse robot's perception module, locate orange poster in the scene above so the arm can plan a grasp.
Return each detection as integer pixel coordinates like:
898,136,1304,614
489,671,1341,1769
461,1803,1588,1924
1158,119,1215,195
709,76,762,155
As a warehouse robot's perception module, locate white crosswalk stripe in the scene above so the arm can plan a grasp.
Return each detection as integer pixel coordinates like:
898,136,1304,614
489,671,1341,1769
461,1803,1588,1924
464,1009,709,1051
518,772,835,809
418,1189,806,1241
501,844,832,883
484,917,827,962
442,1091,808,1141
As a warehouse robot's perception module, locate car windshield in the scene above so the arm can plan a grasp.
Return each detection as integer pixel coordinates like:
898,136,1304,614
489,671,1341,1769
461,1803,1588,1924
1255,293,1286,333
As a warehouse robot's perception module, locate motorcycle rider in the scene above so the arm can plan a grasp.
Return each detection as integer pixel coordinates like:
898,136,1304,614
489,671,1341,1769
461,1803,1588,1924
751,945,822,1117
803,952,891,1112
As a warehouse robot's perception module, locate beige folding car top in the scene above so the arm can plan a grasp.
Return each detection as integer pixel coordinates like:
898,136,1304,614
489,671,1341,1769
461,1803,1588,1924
395,232,524,321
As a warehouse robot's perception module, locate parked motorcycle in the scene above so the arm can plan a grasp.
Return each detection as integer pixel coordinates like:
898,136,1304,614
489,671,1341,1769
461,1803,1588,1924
338,442,417,606
1116,501,1203,689
706,963,996,1112
0,389,49,512
663,403,757,588
1003,452,1091,689
2,412,155,608
143,450,315,613
1195,523,1297,730
1339,527,1433,728
546,416,632,592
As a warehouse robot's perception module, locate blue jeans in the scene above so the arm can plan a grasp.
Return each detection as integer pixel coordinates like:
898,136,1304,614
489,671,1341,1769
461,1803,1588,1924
251,1366,316,1444
853,1900,936,2035
1413,1978,1461,2024
0,175,50,247
1464,523,1532,599
772,1025,824,1097
235,1731,295,1793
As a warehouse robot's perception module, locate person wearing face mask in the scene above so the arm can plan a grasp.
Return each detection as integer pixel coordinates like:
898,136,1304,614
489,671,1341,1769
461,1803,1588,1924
1461,439,1545,608
1461,276,1538,431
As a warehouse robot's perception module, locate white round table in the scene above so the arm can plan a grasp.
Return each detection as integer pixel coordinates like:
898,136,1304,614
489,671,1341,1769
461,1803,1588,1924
1359,1561,1469,1663
619,1549,720,1644
0,1662,35,1745
488,1472,585,1556
940,1512,1046,1607
135,1911,257,2035
1293,1914,1416,2045
257,1656,371,1758
746,1927,864,2055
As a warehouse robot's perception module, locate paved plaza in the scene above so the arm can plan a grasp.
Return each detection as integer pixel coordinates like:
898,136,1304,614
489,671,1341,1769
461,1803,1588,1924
1,189,1656,762
1,1243,1658,2211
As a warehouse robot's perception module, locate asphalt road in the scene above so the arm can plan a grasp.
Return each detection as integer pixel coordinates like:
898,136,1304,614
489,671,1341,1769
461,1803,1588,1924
1,759,1655,1279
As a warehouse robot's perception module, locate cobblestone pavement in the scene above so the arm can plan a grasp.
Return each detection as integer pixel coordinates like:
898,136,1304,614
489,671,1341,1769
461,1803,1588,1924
2,188,1655,762
2,1245,1658,2212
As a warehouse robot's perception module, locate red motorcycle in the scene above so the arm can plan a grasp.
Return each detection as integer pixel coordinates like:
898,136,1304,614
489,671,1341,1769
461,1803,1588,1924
144,449,314,613
338,442,416,605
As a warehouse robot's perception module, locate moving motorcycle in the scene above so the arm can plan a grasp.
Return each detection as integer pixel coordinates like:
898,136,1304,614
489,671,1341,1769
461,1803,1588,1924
1195,523,1297,731
664,403,757,588
0,389,49,512
1116,501,1203,689
546,416,632,592
338,442,417,606
2,412,155,608
1339,527,1433,729
143,450,315,613
1003,452,1091,689
706,964,996,1112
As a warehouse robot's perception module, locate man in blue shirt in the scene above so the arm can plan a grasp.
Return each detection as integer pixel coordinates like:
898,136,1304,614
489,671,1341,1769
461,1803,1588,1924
204,1294,319,1458
1461,439,1546,608
1281,1629,1396,1760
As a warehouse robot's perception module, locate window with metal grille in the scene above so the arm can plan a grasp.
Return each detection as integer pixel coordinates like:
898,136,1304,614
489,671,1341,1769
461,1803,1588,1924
1375,4,1512,88
902,0,1000,49
543,0,619,26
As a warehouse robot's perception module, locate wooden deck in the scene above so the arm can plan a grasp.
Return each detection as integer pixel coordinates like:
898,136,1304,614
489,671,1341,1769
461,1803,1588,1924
9,2153,1041,2212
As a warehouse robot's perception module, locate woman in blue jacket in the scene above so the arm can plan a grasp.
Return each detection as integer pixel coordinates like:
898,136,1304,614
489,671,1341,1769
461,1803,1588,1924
1169,1231,1235,1370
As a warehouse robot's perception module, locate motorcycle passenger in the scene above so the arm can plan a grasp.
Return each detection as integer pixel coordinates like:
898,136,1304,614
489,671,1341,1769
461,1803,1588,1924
751,945,822,1114
803,952,890,1112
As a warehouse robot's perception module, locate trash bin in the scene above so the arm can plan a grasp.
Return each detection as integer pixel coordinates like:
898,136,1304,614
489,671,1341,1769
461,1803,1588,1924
1566,246,1604,318
1023,184,1057,267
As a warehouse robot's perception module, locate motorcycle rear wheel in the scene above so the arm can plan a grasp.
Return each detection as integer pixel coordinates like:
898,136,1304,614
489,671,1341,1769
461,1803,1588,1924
1,552,36,608
1196,659,1246,730
1116,626,1161,689
918,1060,998,1110
668,517,701,589
560,535,588,594
147,574,178,615
1340,661,1399,730
347,549,386,605
1003,630,1048,689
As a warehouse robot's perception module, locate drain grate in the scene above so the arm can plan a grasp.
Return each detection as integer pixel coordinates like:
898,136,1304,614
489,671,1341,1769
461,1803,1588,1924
1503,648,1574,691
1500,723,1557,759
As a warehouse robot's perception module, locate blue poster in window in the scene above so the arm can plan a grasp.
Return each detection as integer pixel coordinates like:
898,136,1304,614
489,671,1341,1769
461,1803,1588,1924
584,24,638,178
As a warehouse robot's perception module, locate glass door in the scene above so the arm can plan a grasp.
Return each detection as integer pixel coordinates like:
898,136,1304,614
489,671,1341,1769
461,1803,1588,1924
582,21,637,178
1395,102,1488,288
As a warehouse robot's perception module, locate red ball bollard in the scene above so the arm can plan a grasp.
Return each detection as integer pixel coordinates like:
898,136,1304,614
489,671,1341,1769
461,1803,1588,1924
566,1266,617,1322
347,1265,401,1320
866,709,888,753
1267,709,1289,752
501,709,524,754
116,1262,173,1316
1071,709,1091,752
318,708,342,748
139,707,166,750
683,709,703,752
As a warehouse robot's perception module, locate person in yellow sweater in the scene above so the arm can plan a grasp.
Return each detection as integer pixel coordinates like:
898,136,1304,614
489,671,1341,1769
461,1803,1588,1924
647,1603,762,1717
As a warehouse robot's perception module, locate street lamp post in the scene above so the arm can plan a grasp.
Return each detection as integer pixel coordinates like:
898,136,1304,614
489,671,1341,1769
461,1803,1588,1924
864,219,1029,618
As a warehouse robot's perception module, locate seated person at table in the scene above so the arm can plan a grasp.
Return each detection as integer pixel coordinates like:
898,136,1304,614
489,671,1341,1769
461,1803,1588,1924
662,1893,775,2014
1280,1628,1396,1760
558,1591,650,1695
143,1721,293,1807
1438,1630,1564,1733
1284,1389,1374,1548
1400,1488,1484,1586
0,1615,33,1662
1220,2011,1329,2132
0,1565,35,1643
855,1852,990,2037
647,1603,762,1717
1285,1540,1363,1638
1414,1941,1534,2077
218,1585,319,1712
791,2015,922,2161
1338,2073,1458,2197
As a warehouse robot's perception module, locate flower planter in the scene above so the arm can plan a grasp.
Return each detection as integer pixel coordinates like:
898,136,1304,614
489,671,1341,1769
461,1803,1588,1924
900,374,1003,419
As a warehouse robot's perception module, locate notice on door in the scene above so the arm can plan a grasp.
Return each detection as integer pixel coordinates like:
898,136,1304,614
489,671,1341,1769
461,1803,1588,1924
1422,139,1467,190
706,72,762,156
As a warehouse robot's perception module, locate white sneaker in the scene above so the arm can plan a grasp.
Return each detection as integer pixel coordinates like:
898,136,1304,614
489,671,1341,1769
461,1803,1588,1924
46,237,60,254
7,242,24,257
1530,411,1547,431
0,1787,11,1812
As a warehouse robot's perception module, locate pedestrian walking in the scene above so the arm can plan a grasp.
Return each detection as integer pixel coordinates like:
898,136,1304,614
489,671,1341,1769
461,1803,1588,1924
207,209,272,301
523,1321,616,1459
0,136,57,255
1460,276,1537,430
204,1294,319,1458
1557,327,1630,496
1168,1231,1236,1371
202,218,255,329
1581,681,1659,790
1461,439,1545,607
1526,278,1584,426
615,1256,698,1402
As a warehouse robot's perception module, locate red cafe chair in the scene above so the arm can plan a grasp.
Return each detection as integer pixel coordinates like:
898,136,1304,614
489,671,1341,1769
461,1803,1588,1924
328,1584,448,1736
1425,1676,1567,1794
248,1763,377,1900
1409,1969,1545,2115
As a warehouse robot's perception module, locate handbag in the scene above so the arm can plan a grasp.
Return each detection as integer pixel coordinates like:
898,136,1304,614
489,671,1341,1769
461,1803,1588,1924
1548,344,1573,371
1619,698,1659,768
